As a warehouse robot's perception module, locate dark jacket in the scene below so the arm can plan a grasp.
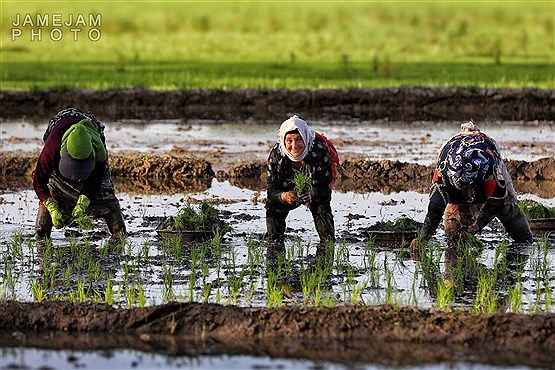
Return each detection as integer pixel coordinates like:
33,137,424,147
266,135,332,209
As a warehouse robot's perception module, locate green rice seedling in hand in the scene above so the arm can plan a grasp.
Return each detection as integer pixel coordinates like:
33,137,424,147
73,214,94,230
294,172,314,195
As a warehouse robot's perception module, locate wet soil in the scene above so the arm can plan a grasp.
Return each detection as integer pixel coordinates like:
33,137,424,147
1,89,554,367
0,301,554,367
1,87,554,122
2,153,554,197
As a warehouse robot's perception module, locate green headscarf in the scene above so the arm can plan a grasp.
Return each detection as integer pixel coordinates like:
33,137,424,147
60,119,106,163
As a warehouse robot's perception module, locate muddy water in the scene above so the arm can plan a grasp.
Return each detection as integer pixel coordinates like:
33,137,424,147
1,120,554,369
2,181,554,309
2,120,553,170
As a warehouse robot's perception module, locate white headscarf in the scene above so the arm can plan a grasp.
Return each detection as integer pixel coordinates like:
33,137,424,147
278,115,315,162
460,120,480,133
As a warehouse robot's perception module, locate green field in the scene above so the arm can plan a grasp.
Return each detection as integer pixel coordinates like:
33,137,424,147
2,1,554,90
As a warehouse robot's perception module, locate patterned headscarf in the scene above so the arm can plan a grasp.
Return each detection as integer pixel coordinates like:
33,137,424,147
446,143,490,190
278,115,315,162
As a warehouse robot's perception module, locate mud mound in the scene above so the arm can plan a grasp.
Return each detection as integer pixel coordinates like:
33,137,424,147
1,154,553,196
109,153,214,179
228,161,266,179
340,159,433,180
1,88,554,122
0,153,215,190
0,302,554,354
0,153,36,179
114,177,212,194
506,157,555,180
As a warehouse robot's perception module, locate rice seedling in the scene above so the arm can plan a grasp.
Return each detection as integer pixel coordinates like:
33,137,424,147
31,279,45,302
364,242,380,289
301,267,319,305
125,285,137,307
293,171,313,195
76,279,87,302
168,201,230,234
187,270,196,303
104,277,114,306
435,279,454,312
202,282,212,303
472,269,498,314
385,262,397,305
266,269,284,307
349,276,368,305
226,274,241,306
320,294,337,308
518,199,552,219
137,282,146,307
9,232,24,261
508,276,523,313
162,265,174,302
244,280,256,305
215,286,221,305
409,266,420,306
72,215,94,230
335,241,350,275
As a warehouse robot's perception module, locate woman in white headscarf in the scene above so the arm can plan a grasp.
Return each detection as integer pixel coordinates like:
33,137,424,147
266,115,336,262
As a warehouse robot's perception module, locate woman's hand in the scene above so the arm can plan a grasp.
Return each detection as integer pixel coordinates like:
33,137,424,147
280,191,298,205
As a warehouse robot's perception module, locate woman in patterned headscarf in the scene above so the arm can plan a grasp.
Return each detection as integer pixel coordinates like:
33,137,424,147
410,121,532,255
266,115,336,262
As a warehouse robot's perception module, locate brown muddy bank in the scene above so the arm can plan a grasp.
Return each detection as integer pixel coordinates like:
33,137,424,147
1,153,554,197
1,87,554,122
1,302,554,367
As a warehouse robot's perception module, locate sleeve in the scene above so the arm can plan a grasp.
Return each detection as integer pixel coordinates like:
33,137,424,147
309,143,332,203
266,145,286,205
429,171,449,208
80,160,107,200
418,167,448,241
418,201,446,241
32,135,60,202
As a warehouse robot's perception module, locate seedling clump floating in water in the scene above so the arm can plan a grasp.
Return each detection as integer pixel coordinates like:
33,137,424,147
367,216,421,231
161,201,230,233
518,199,554,219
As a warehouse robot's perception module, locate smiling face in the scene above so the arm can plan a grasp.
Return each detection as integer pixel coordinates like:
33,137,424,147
284,132,305,157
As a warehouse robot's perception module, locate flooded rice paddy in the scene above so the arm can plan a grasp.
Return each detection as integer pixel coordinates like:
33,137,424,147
1,119,554,369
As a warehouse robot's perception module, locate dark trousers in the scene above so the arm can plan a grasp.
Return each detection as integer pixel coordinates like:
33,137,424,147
266,201,335,256
444,200,533,243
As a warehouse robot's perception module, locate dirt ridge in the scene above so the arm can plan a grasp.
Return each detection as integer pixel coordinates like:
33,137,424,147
1,87,554,121
1,154,554,197
1,302,554,349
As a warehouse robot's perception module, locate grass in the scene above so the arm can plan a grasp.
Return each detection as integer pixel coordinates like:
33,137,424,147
1,1,553,90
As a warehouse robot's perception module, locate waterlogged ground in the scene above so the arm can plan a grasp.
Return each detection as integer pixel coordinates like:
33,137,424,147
2,119,554,170
1,120,554,369
1,180,554,310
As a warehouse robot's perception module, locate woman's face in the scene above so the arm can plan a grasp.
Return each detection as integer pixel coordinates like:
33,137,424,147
285,133,305,157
